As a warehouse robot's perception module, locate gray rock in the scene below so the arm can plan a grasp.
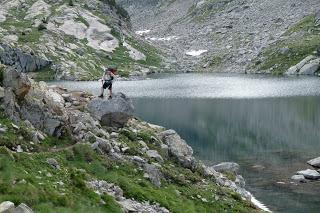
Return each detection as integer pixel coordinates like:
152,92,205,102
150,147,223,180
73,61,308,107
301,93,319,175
46,158,60,170
91,137,112,154
279,47,289,55
0,87,4,100
144,164,162,187
291,175,307,183
299,59,320,75
146,150,164,163
213,162,240,173
235,175,245,187
87,93,134,128
158,130,194,169
297,169,320,180
16,145,23,153
286,55,316,75
0,127,7,134
14,203,33,213
307,157,320,168
3,67,31,99
0,201,15,213
0,43,51,73
315,10,320,26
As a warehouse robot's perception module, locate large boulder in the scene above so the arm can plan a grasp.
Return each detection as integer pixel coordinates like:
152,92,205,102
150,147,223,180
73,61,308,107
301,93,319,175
158,130,194,168
299,59,320,75
213,162,240,173
285,55,316,75
3,67,31,99
87,93,134,127
0,201,14,213
2,68,67,136
297,169,320,180
307,157,320,168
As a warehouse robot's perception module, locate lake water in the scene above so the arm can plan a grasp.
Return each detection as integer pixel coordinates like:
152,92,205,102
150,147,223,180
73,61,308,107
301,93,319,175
52,73,320,213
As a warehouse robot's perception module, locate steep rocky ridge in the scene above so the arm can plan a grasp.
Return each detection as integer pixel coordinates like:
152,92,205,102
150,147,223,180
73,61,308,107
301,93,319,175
0,0,162,80
117,0,320,74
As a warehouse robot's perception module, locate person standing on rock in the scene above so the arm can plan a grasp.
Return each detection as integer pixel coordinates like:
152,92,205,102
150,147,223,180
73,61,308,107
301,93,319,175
98,67,116,99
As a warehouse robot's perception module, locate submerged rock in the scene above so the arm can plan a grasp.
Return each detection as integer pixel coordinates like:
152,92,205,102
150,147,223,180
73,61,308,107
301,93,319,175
296,169,320,180
87,93,134,128
307,157,320,168
291,175,307,183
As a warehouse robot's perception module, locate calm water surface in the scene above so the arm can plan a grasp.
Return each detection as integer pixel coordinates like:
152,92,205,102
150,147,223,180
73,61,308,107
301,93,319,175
52,73,320,213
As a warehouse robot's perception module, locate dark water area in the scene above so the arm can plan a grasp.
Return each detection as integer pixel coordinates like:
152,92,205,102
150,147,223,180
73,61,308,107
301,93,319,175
132,96,320,213
51,73,320,212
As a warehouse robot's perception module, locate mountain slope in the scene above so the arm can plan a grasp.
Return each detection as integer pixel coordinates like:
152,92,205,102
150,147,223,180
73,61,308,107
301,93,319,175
117,0,320,74
0,0,162,80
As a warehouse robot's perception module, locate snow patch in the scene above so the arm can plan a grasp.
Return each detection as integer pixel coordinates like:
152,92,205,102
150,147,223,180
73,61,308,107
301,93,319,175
148,36,179,41
135,30,151,36
186,50,208,56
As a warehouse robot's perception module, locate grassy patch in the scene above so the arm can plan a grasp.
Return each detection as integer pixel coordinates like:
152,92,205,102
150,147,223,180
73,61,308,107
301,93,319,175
126,37,162,67
252,14,320,75
75,16,90,27
31,66,56,81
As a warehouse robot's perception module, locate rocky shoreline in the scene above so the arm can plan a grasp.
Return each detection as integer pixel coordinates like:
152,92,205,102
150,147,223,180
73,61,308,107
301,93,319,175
0,66,267,212
291,157,320,183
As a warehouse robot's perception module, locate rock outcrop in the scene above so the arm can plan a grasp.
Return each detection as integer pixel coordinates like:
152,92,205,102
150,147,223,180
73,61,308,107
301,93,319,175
87,180,169,213
213,162,240,173
315,10,320,26
285,55,320,75
157,129,195,169
0,43,51,73
0,201,33,213
87,94,134,128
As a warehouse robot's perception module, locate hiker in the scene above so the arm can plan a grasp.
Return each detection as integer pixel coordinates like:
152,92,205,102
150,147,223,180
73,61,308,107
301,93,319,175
98,67,116,99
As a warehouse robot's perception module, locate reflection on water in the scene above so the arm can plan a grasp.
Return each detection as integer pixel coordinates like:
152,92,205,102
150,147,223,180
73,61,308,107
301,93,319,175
51,74,320,213
132,97,320,213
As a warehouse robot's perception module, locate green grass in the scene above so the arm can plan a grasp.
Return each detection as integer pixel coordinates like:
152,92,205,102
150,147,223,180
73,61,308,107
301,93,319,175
0,107,255,212
32,66,56,81
75,16,90,27
252,14,320,75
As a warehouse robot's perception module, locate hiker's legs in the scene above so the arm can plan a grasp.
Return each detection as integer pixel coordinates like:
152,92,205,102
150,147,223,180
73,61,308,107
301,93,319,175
108,83,113,98
100,87,104,96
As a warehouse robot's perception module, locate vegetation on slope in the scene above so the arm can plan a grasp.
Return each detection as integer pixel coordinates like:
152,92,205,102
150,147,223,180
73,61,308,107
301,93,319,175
252,14,320,75
0,107,255,213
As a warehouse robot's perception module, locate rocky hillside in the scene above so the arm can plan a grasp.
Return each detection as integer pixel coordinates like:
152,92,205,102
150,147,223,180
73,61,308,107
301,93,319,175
0,0,162,80
0,66,262,212
117,0,320,74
